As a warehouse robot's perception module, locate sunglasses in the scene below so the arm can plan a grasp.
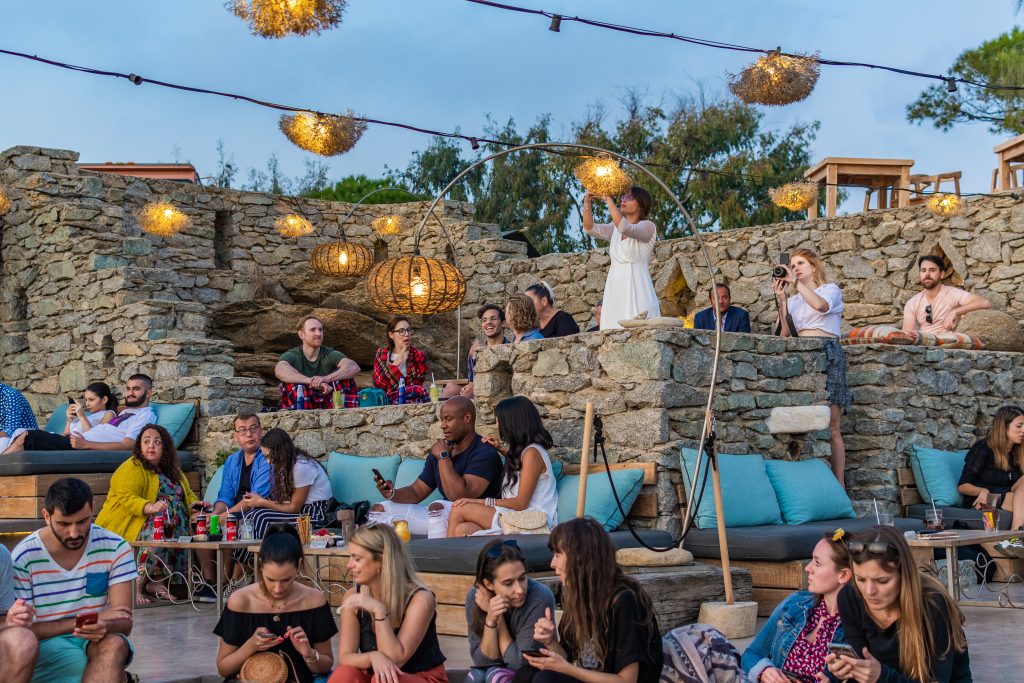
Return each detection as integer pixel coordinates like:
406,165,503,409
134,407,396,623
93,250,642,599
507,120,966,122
485,539,520,558
925,305,933,325
620,194,634,202
847,539,898,559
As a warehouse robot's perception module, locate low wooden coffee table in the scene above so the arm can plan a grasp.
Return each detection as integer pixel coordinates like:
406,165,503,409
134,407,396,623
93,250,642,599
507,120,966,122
907,530,1020,605
131,538,253,613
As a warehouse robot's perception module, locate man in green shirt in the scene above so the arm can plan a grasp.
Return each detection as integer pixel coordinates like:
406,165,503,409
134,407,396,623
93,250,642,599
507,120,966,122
275,315,360,409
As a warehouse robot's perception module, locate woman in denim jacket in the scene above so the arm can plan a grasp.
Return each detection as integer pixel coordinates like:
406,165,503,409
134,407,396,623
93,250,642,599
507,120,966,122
742,530,852,683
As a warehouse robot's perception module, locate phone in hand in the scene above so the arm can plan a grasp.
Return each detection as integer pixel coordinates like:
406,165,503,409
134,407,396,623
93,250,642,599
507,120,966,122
68,395,77,405
522,648,547,658
75,612,98,629
781,672,803,683
827,642,859,659
371,468,386,486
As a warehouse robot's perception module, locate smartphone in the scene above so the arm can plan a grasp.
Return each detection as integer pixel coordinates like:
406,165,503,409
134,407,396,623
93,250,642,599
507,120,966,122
75,612,98,629
68,395,77,404
371,468,386,486
782,673,803,683
522,649,547,658
827,642,859,659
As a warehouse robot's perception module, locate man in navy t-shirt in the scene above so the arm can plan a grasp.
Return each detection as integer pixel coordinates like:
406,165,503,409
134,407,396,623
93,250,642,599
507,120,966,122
372,396,502,536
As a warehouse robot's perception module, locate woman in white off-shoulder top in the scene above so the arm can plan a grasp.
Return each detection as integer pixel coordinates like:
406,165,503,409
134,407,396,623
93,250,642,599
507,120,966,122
582,186,661,330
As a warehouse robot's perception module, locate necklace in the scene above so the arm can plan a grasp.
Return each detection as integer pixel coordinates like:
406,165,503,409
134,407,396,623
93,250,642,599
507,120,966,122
264,591,289,622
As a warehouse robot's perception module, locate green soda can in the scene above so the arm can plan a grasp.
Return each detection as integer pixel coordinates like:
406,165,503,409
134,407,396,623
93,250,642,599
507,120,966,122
209,514,220,536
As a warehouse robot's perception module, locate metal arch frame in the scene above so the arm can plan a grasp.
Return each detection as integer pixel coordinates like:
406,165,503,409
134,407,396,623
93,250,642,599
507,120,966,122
410,142,723,538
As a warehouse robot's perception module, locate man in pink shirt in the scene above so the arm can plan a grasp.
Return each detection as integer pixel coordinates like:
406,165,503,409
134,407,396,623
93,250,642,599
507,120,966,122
901,255,991,334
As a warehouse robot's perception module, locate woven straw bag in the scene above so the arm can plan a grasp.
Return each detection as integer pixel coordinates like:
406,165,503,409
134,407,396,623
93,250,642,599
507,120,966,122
498,509,549,535
239,650,297,683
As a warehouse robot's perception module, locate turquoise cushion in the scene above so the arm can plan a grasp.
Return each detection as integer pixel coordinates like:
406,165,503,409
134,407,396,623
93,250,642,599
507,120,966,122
395,458,442,504
556,469,645,532
550,458,564,480
152,402,197,448
680,448,783,529
44,408,68,434
205,465,225,502
764,459,856,524
910,446,967,507
326,453,401,505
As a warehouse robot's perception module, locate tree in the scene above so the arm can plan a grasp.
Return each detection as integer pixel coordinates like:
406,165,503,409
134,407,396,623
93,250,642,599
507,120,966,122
304,174,426,203
907,28,1024,135
211,139,238,189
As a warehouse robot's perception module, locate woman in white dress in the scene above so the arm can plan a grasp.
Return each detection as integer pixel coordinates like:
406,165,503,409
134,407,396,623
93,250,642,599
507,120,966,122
582,186,661,330
448,396,558,536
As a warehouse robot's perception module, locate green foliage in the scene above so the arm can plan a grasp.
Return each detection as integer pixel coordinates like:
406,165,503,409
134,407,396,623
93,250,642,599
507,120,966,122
907,28,1024,135
304,175,427,203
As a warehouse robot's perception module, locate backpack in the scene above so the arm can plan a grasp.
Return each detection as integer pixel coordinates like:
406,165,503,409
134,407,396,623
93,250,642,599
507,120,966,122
660,624,743,683
358,388,388,407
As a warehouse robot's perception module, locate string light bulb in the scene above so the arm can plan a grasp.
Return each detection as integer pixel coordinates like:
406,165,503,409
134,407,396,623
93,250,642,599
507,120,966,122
0,187,12,216
549,15,562,32
729,49,821,106
574,157,633,197
925,193,964,217
137,201,190,237
279,110,366,157
768,182,819,211
228,0,347,38
275,213,314,238
372,214,404,236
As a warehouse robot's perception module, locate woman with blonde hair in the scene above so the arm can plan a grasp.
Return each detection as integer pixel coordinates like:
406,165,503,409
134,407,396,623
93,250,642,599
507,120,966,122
506,295,544,343
958,404,1024,530
829,525,970,683
331,524,447,683
773,248,851,487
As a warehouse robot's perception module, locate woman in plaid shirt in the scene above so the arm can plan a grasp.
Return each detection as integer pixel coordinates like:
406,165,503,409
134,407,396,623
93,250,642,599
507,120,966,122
373,316,430,404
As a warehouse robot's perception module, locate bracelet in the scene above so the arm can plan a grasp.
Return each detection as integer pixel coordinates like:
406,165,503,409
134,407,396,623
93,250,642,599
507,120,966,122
485,620,498,628
485,497,495,507
374,611,390,621
384,488,395,501
303,649,320,664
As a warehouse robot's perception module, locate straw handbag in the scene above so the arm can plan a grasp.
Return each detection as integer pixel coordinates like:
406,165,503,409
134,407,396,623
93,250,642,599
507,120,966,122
498,509,549,535
239,650,297,683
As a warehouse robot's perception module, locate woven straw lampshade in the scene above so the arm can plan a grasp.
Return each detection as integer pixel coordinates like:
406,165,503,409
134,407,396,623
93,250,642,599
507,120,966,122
925,193,964,217
729,50,821,106
137,201,190,237
310,240,373,277
279,111,366,157
228,0,346,38
275,213,315,238
366,255,466,314
769,182,818,211
574,157,633,197
372,214,404,236
0,187,12,215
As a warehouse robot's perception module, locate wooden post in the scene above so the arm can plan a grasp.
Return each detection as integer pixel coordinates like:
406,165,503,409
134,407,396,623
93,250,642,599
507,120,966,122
709,448,734,604
576,402,595,518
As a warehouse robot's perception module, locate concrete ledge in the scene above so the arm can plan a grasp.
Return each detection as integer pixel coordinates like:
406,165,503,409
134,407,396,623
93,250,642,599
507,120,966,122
765,405,831,434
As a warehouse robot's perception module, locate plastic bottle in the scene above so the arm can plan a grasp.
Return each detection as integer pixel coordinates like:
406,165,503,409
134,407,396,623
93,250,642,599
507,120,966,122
397,378,406,405
296,384,305,410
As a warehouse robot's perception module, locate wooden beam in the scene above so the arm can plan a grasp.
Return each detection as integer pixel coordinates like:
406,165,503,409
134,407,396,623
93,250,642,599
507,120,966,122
563,461,656,485
704,558,808,589
630,491,658,519
898,468,917,487
0,495,107,519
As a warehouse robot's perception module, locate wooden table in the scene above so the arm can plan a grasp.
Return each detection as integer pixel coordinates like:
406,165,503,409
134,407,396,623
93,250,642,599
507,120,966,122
804,157,915,218
907,529,1020,605
131,538,253,613
994,133,1024,191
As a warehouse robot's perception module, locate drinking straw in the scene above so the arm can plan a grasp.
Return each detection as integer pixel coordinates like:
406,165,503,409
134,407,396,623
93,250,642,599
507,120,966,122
873,498,880,523
931,498,939,519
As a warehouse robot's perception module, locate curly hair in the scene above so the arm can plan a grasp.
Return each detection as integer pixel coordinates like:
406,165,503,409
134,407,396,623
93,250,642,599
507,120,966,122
505,294,539,335
131,424,183,482
262,428,316,502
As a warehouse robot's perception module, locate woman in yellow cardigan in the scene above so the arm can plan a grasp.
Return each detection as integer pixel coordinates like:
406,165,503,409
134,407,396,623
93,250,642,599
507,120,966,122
97,423,198,604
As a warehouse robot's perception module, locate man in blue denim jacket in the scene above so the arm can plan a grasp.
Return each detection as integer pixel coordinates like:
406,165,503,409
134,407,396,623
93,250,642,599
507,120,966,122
212,413,272,516
741,534,851,683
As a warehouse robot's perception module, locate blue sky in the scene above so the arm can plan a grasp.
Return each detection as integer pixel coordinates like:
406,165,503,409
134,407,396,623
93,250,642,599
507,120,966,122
0,1,1017,215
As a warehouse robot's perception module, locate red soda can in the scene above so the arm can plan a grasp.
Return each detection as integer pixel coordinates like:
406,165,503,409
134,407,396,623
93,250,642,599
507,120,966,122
153,515,165,541
226,515,238,541
196,514,208,536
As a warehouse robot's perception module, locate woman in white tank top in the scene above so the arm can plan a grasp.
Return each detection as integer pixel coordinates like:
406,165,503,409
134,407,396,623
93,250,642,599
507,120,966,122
448,396,559,536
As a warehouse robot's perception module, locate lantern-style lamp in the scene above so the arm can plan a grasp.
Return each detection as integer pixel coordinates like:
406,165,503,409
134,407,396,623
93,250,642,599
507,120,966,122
574,157,633,197
729,50,821,106
229,0,347,38
137,201,190,237
926,193,964,217
769,182,818,211
279,111,365,157
276,213,315,238
310,240,373,277
0,187,12,216
372,214,404,236
366,254,466,314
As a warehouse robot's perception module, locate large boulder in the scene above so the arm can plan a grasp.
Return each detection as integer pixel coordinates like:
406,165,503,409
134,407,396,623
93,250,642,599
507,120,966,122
958,309,1024,352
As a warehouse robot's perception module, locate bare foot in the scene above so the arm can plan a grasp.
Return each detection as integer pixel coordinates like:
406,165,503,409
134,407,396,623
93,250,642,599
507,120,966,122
2,434,26,455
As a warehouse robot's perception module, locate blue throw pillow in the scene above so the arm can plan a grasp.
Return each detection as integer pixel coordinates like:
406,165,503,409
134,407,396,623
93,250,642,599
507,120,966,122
680,448,783,529
43,407,68,434
556,469,645,531
764,459,856,524
152,402,198,448
910,446,967,507
205,465,225,502
326,453,401,505
395,458,442,504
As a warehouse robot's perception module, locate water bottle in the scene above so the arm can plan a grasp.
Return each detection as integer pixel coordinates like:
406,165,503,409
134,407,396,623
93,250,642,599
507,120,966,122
296,384,305,410
397,378,406,405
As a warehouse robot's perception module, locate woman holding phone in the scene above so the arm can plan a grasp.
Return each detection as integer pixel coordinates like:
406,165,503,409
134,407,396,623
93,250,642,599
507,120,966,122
64,382,118,436
828,525,971,683
214,526,336,682
465,539,556,683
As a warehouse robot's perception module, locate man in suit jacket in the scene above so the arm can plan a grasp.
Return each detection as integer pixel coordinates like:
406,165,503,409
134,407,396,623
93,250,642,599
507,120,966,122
693,284,752,333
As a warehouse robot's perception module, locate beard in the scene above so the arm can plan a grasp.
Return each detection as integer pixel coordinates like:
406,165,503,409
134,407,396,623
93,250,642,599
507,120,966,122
52,523,87,550
124,394,145,408
921,278,940,290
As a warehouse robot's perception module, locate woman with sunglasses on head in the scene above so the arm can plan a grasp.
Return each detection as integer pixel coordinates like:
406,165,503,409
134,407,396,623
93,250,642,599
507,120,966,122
582,186,661,331
448,395,558,537
374,315,430,404
215,525,336,683
742,530,852,683
957,404,1024,531
331,524,447,683
465,540,556,683
828,526,970,683
773,248,851,488
518,517,662,683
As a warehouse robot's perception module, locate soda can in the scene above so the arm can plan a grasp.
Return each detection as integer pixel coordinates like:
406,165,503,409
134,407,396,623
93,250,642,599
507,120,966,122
153,514,165,541
196,514,208,536
225,515,238,541
209,514,220,536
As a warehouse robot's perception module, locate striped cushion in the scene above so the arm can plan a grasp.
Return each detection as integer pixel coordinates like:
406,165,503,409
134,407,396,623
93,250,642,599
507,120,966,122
842,325,916,346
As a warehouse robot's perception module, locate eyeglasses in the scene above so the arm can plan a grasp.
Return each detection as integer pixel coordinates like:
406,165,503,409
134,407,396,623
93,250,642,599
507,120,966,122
925,305,932,324
485,539,520,558
392,328,413,335
847,539,898,559
234,426,262,435
620,194,634,202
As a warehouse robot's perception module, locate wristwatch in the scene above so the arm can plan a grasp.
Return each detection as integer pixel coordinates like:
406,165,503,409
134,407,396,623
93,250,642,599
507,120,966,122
304,649,320,664
438,450,451,460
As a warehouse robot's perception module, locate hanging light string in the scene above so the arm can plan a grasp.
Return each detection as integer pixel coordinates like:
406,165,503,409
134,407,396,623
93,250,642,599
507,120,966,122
0,46,1014,201
462,0,1023,93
